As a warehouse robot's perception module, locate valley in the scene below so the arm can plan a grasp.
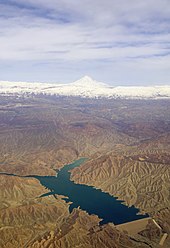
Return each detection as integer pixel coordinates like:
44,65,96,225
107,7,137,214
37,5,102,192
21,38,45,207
0,94,169,247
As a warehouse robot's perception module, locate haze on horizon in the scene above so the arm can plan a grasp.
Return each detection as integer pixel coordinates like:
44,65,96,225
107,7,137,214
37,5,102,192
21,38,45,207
0,0,170,86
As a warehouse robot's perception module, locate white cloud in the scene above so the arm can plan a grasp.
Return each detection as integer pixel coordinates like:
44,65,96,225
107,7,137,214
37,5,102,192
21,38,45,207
0,0,170,84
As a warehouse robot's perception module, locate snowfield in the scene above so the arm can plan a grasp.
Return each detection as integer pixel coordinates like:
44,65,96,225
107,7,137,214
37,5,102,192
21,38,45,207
0,76,170,99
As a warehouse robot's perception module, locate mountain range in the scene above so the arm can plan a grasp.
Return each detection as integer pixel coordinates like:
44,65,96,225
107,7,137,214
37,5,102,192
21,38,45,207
0,76,170,99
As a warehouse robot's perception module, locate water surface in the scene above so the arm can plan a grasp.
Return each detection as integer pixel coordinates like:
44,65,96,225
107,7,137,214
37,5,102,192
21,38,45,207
32,158,148,225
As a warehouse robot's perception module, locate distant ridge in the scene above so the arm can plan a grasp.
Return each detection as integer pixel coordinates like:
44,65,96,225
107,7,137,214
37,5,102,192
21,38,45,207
0,76,170,99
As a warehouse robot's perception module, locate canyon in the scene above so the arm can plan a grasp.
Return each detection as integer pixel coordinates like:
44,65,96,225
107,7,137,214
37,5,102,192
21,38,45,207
0,92,169,247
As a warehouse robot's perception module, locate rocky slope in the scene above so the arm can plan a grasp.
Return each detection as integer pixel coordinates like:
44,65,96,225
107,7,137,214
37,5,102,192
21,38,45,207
0,174,70,248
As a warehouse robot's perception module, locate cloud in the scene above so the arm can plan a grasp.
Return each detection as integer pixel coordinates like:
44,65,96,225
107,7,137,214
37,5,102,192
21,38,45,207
0,0,170,84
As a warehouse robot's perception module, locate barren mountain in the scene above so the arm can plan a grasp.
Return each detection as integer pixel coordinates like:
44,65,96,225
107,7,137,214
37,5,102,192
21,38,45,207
0,174,153,248
0,93,169,247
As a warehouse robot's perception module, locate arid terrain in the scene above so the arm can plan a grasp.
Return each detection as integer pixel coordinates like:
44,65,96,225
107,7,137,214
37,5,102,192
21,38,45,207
0,94,169,247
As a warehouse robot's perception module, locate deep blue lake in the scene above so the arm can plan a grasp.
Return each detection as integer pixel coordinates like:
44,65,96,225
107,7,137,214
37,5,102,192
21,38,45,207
31,158,148,225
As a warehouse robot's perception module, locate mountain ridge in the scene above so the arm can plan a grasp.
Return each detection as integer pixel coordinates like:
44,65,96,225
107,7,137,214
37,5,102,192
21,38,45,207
0,76,170,99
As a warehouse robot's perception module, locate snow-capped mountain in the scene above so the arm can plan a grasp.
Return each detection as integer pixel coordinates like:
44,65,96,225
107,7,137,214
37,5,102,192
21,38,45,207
71,76,108,87
0,76,170,99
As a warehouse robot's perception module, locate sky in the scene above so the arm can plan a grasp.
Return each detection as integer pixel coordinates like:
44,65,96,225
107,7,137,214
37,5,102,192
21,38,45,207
0,0,170,85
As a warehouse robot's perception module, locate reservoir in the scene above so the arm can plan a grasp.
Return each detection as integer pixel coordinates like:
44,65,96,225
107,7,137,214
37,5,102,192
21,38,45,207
31,158,149,225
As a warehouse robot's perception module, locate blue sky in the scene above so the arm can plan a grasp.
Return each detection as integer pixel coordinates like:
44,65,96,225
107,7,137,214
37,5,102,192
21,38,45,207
0,0,170,85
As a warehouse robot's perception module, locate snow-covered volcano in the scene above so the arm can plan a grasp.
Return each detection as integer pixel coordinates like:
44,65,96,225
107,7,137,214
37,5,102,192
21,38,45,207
0,76,170,99
71,76,108,88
